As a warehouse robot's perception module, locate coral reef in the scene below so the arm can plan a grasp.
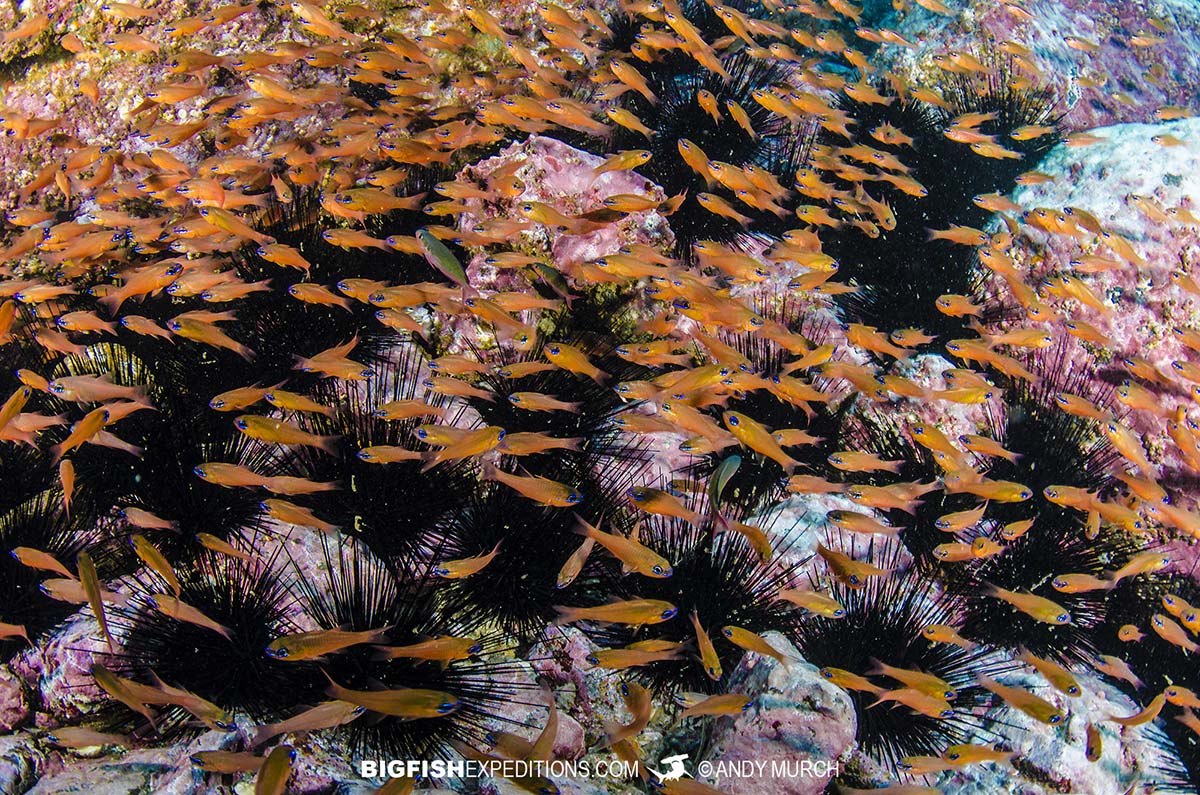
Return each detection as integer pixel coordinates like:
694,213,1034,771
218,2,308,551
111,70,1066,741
0,0,1197,794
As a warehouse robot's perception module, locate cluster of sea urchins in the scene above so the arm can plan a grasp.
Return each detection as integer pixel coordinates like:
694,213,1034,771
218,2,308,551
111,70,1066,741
0,0,1194,792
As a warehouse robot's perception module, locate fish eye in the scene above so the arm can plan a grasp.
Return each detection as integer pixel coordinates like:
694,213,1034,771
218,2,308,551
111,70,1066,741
727,415,739,426
1068,686,1081,696
193,465,208,478
438,701,456,713
833,608,847,618
585,654,599,665
547,345,560,355
1049,714,1063,724
661,608,677,619
653,565,665,575
1057,613,1070,623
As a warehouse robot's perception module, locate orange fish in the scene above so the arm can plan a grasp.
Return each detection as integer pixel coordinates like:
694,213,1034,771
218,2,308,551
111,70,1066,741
553,599,678,626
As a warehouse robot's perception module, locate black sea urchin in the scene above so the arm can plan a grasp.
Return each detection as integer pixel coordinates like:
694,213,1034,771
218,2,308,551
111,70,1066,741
792,542,1007,773
287,537,534,761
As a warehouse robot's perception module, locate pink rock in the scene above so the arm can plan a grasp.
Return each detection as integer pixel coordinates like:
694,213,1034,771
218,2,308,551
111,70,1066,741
0,666,29,732
700,634,856,795
978,117,1200,572
877,0,1200,130
552,712,587,761
931,669,1171,794
0,732,46,793
456,135,675,278
13,611,110,722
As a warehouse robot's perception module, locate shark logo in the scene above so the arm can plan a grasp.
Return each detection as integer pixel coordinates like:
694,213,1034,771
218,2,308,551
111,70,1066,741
647,753,690,782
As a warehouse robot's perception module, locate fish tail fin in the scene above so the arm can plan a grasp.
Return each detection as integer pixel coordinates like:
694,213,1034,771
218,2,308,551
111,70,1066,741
885,460,904,474
551,605,577,626
249,726,272,748
318,435,342,456
145,669,169,692
368,646,396,662
966,317,990,341
571,513,594,538
661,193,686,216
480,462,499,482
320,668,344,699
49,443,64,464
591,368,611,385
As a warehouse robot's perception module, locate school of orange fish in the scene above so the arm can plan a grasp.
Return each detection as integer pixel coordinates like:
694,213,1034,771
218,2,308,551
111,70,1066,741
0,0,1198,792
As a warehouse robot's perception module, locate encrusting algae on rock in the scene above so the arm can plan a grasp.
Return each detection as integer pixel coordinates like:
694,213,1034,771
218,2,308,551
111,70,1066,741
0,0,1198,793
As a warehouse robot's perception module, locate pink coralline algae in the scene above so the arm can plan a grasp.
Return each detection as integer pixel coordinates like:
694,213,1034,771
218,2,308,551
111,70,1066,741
879,0,1200,130
699,635,855,795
